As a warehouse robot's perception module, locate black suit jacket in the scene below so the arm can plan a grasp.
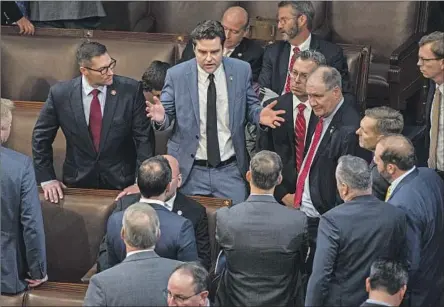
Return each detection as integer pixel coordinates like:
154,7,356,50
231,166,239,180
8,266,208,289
112,192,210,269
180,37,264,82
1,1,23,24
425,81,436,160
370,160,390,201
32,75,155,190
258,35,351,95
306,195,408,307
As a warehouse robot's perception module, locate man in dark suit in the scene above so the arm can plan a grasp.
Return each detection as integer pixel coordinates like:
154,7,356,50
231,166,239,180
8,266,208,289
84,203,182,306
417,31,444,180
374,135,444,307
361,260,408,307
306,155,407,306
257,50,326,207
356,106,404,200
106,156,198,267
180,6,263,82
215,151,308,306
32,41,155,203
1,98,47,294
258,1,351,96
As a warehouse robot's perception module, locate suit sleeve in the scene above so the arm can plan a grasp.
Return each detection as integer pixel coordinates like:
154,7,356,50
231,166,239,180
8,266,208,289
21,157,47,280
157,71,175,130
258,45,273,89
195,209,211,270
177,219,199,262
245,67,263,126
32,87,60,183
305,215,340,307
400,206,422,280
2,1,23,24
106,214,125,267
83,276,106,306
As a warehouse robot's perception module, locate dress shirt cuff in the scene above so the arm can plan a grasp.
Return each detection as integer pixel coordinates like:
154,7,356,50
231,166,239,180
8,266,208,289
153,115,167,130
41,179,58,187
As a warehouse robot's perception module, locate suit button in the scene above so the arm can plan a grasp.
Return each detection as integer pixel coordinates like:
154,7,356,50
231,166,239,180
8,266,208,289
195,135,199,139
191,154,195,158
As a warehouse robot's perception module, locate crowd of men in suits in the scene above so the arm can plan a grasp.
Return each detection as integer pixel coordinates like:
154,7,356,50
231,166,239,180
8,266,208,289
1,1,444,306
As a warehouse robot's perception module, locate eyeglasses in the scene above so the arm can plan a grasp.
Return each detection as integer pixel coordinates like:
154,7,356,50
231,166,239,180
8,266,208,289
163,289,199,303
84,58,117,75
276,14,301,25
418,57,443,62
288,69,309,81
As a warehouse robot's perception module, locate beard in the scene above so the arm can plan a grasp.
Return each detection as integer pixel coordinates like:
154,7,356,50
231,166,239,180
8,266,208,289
281,23,301,41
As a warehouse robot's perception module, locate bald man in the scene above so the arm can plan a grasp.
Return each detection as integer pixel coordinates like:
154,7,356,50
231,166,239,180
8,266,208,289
180,6,264,81
99,155,211,271
374,135,444,307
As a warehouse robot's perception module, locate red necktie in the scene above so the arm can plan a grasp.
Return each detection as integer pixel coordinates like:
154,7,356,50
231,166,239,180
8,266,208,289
284,47,301,93
295,103,307,173
89,89,102,152
294,117,324,208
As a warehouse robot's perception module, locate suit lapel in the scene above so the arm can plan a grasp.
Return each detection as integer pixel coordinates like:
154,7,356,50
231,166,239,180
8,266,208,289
230,40,246,60
98,82,119,153
279,94,295,147
309,34,321,51
426,81,436,126
390,168,418,199
70,76,96,154
279,42,291,93
186,60,200,126
223,58,237,132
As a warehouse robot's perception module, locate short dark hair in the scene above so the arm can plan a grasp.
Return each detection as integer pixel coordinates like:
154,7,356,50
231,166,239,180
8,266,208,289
378,134,416,171
141,61,171,92
364,107,404,135
250,150,283,190
76,41,108,66
137,156,172,198
278,1,315,31
368,260,408,295
172,262,209,293
190,20,226,47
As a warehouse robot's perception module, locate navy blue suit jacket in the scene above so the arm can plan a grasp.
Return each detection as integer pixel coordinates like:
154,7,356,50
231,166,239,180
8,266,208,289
106,202,198,266
388,167,444,307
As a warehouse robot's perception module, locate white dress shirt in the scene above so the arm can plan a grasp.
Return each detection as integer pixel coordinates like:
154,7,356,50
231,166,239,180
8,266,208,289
300,98,344,218
430,83,444,170
126,249,154,258
164,193,177,212
386,166,416,199
195,64,235,161
139,197,171,211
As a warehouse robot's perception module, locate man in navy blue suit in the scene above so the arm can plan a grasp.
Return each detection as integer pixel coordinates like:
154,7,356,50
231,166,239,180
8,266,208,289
106,156,198,267
374,134,444,307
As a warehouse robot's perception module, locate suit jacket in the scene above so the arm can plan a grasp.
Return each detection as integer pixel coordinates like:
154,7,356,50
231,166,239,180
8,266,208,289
258,35,351,95
387,168,444,307
84,250,181,306
180,37,264,82
370,160,390,201
1,1,23,24
306,195,408,307
215,195,308,306
424,81,436,162
158,58,263,183
32,75,155,190
112,192,211,269
1,147,46,294
106,202,198,266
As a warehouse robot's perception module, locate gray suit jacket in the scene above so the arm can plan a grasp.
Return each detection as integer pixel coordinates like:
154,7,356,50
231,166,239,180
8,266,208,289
30,1,105,21
84,251,181,306
158,57,263,183
215,194,308,306
1,147,46,294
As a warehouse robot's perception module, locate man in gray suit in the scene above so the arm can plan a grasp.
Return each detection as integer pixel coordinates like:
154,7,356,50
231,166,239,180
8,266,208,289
215,150,308,306
146,20,285,204
1,98,47,294
84,202,182,306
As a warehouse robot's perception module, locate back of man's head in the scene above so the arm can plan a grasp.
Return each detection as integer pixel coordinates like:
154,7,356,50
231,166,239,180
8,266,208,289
336,155,372,199
137,156,172,199
364,106,404,136
0,98,14,144
122,202,160,250
141,61,171,93
377,134,416,171
249,150,283,191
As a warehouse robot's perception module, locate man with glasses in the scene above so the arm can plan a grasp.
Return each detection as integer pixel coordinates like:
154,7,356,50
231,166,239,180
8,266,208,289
166,262,210,306
32,41,155,203
418,31,444,180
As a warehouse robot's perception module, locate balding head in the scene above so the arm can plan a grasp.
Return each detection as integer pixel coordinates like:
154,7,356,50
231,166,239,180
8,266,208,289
221,6,249,50
162,155,182,200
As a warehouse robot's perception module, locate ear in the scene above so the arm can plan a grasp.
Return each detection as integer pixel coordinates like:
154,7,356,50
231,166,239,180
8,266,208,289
79,66,88,76
246,170,252,183
165,182,172,194
298,14,308,28
399,284,407,299
365,278,371,293
277,173,283,185
120,227,125,241
200,291,209,302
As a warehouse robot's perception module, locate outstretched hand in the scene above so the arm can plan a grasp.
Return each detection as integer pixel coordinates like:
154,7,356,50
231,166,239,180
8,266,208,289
259,100,286,128
145,96,166,124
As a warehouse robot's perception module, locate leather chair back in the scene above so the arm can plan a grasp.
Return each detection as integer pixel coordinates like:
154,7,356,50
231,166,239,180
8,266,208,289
99,1,154,32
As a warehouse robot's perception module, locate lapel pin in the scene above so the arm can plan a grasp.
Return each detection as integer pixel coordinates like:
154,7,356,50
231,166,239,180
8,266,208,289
330,126,336,134
177,210,183,216
111,90,116,96
237,53,242,57
229,76,233,81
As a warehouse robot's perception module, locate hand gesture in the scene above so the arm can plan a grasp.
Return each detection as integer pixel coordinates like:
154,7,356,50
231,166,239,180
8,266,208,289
42,180,66,204
16,17,35,35
25,274,48,288
259,100,286,128
146,96,166,124
115,184,140,201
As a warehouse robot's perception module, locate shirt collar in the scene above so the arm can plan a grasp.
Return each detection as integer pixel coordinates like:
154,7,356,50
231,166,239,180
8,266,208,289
292,95,311,111
291,34,311,51
164,193,177,211
82,75,106,96
322,97,344,127
365,298,392,306
126,249,154,258
197,62,224,83
389,166,416,192
437,82,444,95
139,197,169,209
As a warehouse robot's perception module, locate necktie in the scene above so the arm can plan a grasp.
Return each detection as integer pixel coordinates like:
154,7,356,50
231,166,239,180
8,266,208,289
284,47,301,93
89,89,102,152
428,87,442,169
206,74,221,167
385,185,393,201
294,117,324,208
295,103,307,173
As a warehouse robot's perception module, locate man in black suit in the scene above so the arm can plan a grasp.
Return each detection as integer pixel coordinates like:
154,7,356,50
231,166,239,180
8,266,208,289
257,50,326,207
306,155,407,307
356,107,404,200
180,6,263,82
32,41,155,203
258,1,351,96
418,31,444,180
361,260,408,307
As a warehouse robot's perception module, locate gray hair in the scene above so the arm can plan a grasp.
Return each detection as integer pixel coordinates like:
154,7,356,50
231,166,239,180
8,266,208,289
310,65,342,91
378,134,416,171
76,41,108,66
0,98,14,122
250,150,283,190
278,1,315,31
336,155,371,191
295,50,327,67
369,260,408,295
171,262,209,293
122,202,160,249
364,107,404,135
419,31,444,58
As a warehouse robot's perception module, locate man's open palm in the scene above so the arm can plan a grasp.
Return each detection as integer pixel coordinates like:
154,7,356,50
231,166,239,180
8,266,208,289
259,100,286,128
146,96,165,123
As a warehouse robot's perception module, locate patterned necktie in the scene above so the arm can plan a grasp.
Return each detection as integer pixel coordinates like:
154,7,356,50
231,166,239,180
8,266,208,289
89,89,102,152
206,74,221,167
284,47,301,93
428,87,442,169
295,103,307,173
294,117,324,208
385,185,393,201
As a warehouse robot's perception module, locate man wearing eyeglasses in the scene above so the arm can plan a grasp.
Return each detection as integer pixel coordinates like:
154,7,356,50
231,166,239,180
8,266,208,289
32,41,155,202
418,31,444,181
